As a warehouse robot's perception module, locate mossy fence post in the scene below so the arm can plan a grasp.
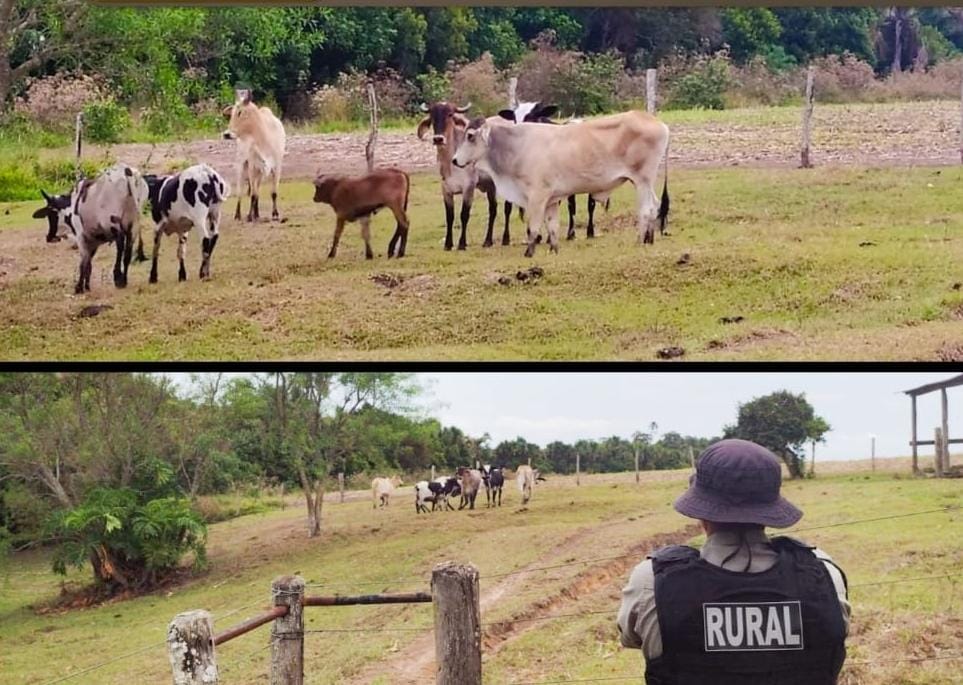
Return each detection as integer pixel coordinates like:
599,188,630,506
168,610,218,684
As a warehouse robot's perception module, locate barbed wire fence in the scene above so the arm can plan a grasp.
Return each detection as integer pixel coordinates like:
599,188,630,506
33,505,960,685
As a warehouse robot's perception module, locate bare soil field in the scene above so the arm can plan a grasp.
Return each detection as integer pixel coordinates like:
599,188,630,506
88,101,963,181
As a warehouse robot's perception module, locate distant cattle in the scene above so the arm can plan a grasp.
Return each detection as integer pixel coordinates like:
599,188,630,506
515,465,545,505
415,476,461,513
456,466,483,510
143,164,230,283
312,168,411,259
33,163,149,293
417,101,502,250
223,89,285,223
372,476,404,509
481,464,505,507
452,110,670,257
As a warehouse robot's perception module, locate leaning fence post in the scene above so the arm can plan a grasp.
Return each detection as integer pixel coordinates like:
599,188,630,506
365,81,379,172
432,562,481,685
801,66,815,168
646,68,657,114
271,575,304,685
167,610,218,685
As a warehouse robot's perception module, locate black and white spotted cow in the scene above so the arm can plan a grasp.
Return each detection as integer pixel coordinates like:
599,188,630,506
33,163,149,294
143,164,230,283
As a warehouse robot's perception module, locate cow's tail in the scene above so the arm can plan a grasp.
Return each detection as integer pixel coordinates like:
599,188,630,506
657,131,670,235
403,171,411,212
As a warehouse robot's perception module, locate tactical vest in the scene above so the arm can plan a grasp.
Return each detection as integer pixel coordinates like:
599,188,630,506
646,536,847,685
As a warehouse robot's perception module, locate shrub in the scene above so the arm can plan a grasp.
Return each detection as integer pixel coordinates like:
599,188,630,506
726,56,804,107
415,67,451,106
550,51,623,115
82,99,131,143
665,51,733,110
13,73,109,130
48,487,207,592
448,53,506,116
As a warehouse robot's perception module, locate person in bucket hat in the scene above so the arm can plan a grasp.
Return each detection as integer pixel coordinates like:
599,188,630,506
617,439,851,684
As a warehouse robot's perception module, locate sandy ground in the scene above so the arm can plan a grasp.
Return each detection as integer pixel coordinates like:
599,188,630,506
90,100,963,182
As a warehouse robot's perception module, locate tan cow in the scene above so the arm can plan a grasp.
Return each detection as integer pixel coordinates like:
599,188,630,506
222,89,286,223
451,110,670,257
372,475,404,509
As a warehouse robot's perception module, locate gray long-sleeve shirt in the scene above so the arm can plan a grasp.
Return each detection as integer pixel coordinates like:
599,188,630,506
617,529,851,659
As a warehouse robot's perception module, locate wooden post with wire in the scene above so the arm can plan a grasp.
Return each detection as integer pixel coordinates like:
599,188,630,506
74,112,84,181
270,575,304,685
432,562,481,685
941,388,951,474
935,427,945,478
507,76,518,109
365,82,379,172
646,69,657,114
168,610,218,685
575,452,580,486
634,446,640,484
338,473,345,503
801,66,815,168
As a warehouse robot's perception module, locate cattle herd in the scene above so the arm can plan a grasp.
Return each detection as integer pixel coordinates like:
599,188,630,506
32,88,672,294
371,465,546,513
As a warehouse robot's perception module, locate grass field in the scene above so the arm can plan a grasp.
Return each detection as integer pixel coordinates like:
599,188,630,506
0,461,959,684
2,161,963,360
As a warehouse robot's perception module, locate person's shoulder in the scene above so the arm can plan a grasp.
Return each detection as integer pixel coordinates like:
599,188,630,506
647,544,699,572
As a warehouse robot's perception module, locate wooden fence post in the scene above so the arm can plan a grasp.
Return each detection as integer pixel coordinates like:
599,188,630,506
168,610,218,685
432,562,481,685
338,473,345,503
941,388,951,475
365,82,379,172
271,575,304,685
634,447,640,484
74,112,84,181
279,482,285,510
935,428,945,478
959,63,963,164
688,446,695,469
646,68,657,114
911,395,919,475
575,452,580,486
507,76,518,109
801,66,815,168
431,464,436,481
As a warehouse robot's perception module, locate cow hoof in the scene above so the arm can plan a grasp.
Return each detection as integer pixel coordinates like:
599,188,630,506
149,274,158,284
482,240,493,248
457,244,467,251
444,244,453,252
524,246,535,258
327,252,336,260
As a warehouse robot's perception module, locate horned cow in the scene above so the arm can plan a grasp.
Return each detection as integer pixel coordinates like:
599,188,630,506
143,164,230,283
33,163,149,294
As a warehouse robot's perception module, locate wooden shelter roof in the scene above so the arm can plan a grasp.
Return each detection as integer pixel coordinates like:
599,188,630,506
903,374,963,398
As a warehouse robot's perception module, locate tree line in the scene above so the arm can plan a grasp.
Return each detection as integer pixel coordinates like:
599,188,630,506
0,372,828,595
2,5,962,116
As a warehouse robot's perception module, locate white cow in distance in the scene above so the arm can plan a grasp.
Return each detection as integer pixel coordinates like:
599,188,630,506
372,475,404,509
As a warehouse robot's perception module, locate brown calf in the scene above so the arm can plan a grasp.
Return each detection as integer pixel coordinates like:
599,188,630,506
313,168,411,260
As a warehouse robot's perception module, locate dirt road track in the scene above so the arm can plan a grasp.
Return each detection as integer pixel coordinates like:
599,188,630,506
94,101,962,182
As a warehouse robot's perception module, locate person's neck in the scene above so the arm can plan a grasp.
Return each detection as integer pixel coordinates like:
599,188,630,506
701,520,766,537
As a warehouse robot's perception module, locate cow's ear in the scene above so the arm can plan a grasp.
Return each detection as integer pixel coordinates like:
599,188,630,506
222,105,233,119
416,117,432,140
497,109,516,121
452,113,470,128
537,105,559,119
32,206,50,219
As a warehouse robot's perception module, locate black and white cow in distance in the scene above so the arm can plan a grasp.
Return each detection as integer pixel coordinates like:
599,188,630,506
415,476,462,513
33,163,149,293
480,464,505,507
143,164,230,284
451,110,670,257
496,101,609,242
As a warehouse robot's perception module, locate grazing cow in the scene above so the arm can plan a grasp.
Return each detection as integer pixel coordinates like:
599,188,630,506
222,88,285,223
415,476,461,513
496,101,609,242
312,168,411,259
481,465,505,507
33,163,149,293
417,101,501,250
372,475,404,509
456,466,483,510
142,164,230,284
452,110,670,257
516,464,544,505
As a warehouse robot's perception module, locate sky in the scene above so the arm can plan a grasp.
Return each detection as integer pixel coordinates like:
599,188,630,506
167,371,958,461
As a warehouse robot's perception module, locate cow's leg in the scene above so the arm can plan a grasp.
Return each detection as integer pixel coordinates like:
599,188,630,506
328,218,346,259
247,166,262,223
83,240,99,292
523,200,547,258
360,216,374,260
483,185,497,248
112,229,127,288
75,242,89,294
545,201,561,254
443,190,455,251
635,180,658,245
135,226,148,262
587,195,597,239
567,194,577,240
234,161,247,222
388,205,409,258
502,201,513,245
458,191,473,251
149,227,163,284
270,166,282,222
200,207,220,280
122,225,134,283
177,233,188,282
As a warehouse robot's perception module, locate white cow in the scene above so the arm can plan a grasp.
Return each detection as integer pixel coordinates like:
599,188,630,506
372,475,403,509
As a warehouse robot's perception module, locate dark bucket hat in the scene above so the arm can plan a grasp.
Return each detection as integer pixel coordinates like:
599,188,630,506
673,439,802,528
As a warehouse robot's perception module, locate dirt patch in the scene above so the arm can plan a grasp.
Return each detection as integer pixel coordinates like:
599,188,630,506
705,327,797,352
936,342,963,361
371,272,437,297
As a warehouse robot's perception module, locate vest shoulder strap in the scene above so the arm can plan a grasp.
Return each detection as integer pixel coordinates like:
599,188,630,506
649,544,699,573
770,535,815,551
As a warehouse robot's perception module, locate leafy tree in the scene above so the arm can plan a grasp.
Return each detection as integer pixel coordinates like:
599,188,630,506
723,390,830,479
772,8,880,66
493,437,543,471
722,8,782,64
